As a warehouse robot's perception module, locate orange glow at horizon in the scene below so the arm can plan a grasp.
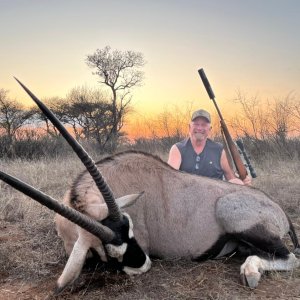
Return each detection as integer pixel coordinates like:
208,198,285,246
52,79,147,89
1,1,299,143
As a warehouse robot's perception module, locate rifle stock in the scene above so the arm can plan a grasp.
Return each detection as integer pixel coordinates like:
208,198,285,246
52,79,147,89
198,68,248,180
220,120,248,180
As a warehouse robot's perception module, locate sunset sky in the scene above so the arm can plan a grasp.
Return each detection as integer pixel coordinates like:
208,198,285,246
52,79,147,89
1,0,299,123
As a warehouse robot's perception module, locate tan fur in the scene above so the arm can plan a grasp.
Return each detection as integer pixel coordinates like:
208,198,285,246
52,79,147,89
216,191,289,237
57,151,290,259
54,151,300,290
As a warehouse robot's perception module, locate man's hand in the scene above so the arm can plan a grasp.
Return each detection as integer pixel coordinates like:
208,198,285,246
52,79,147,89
228,178,244,185
228,175,252,186
242,175,252,186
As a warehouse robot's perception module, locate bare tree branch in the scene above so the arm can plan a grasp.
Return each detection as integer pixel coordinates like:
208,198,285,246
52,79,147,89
86,46,145,150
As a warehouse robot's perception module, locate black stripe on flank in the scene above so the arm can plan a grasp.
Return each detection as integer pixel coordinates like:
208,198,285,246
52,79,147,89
232,224,290,259
194,224,291,262
193,234,233,261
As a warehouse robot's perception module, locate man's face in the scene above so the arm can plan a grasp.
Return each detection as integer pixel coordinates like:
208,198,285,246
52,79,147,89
189,117,211,142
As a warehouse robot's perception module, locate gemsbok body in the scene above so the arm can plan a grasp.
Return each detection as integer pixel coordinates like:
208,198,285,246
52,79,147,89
0,80,299,293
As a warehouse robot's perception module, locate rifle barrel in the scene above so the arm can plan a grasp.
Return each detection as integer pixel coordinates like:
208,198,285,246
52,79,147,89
198,69,224,121
198,68,215,100
198,68,248,180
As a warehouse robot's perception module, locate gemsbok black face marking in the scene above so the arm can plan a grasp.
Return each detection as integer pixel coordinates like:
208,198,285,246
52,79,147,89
0,79,299,293
102,213,151,274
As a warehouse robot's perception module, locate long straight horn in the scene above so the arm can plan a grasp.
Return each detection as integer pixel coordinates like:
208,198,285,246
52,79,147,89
0,170,115,243
14,78,122,221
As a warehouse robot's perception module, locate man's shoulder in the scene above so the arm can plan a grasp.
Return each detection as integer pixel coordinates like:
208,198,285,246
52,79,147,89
175,138,189,149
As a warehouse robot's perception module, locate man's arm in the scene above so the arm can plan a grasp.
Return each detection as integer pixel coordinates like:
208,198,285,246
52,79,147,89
220,150,252,186
167,145,182,170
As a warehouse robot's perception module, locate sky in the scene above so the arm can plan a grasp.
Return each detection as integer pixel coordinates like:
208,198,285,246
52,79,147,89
1,0,299,120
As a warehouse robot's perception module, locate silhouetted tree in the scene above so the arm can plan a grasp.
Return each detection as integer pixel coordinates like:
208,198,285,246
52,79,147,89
63,86,116,149
31,97,65,137
0,89,34,155
86,46,145,150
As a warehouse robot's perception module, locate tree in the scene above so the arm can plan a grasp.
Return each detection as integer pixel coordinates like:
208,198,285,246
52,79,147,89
0,89,33,141
284,94,300,135
86,46,145,150
31,97,65,137
230,91,269,139
266,96,294,145
0,89,34,155
63,86,116,149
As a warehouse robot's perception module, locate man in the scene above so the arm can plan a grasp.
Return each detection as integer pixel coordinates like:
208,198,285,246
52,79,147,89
168,109,251,185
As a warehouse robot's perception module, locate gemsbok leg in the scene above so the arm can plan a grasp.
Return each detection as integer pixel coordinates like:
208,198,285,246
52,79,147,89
240,253,299,288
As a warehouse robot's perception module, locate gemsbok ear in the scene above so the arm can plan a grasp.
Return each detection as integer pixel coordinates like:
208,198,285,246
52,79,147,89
116,192,144,209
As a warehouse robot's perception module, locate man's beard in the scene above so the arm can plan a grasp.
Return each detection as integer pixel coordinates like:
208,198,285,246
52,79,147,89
194,132,206,142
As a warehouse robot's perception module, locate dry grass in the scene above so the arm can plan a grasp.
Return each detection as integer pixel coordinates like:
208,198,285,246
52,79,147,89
0,154,300,299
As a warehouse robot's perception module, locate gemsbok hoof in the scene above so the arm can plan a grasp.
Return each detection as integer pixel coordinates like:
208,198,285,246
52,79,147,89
241,272,261,289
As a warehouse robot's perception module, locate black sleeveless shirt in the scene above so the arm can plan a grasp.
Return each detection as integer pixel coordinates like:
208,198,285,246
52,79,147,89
176,138,224,179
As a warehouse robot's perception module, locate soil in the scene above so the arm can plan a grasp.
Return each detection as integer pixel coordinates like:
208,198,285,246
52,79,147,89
1,221,300,300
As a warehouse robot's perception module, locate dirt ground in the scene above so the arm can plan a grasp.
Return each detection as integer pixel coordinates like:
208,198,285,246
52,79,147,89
1,219,300,300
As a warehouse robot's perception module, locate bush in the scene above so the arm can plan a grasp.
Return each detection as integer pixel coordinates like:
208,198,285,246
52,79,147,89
0,135,73,160
242,136,300,163
1,131,300,163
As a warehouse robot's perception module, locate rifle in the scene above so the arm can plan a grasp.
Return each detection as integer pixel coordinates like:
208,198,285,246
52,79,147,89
198,68,256,180
236,139,257,178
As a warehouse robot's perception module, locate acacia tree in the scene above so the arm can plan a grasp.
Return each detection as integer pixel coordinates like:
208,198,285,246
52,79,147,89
63,86,116,149
31,97,65,137
86,46,145,150
0,89,34,155
0,89,33,141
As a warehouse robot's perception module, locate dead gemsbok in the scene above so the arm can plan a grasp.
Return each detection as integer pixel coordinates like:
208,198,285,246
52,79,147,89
0,79,299,293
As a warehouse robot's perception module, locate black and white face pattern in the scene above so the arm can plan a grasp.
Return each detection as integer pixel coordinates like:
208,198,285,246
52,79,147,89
101,212,151,275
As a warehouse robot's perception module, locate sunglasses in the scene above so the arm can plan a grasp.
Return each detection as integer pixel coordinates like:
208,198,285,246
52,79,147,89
195,155,200,170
